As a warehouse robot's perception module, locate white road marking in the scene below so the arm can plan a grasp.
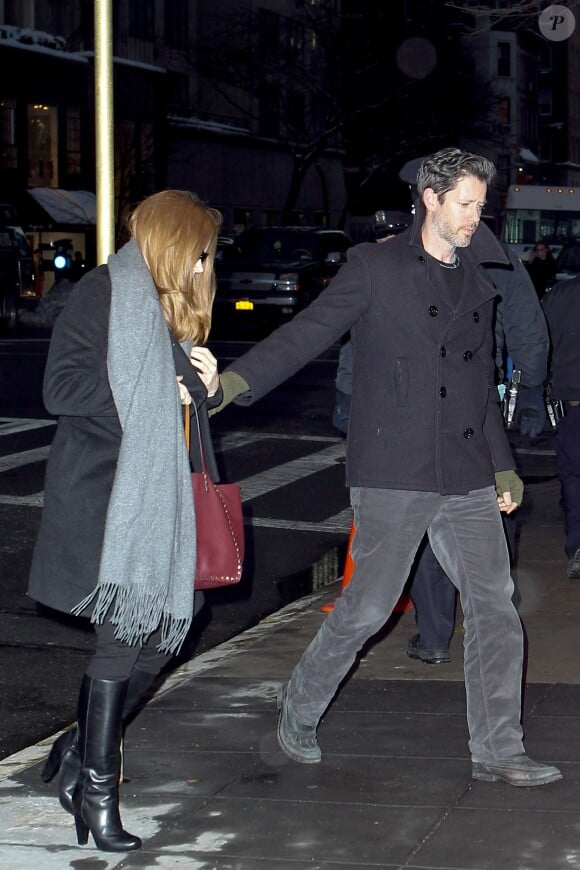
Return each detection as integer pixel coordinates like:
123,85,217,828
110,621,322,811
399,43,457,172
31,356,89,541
0,420,349,532
0,446,50,471
0,418,56,435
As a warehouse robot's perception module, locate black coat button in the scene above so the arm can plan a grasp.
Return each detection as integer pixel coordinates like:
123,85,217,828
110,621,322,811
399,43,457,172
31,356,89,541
440,387,447,397
463,427,474,439
463,350,473,361
419,255,425,263
429,305,439,317
440,346,446,357
473,312,480,323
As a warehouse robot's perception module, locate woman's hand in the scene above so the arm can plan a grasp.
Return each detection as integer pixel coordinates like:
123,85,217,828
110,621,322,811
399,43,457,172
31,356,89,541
190,346,219,397
176,376,192,405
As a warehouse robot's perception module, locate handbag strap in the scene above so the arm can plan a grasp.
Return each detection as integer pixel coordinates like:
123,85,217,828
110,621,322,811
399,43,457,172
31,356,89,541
183,402,209,475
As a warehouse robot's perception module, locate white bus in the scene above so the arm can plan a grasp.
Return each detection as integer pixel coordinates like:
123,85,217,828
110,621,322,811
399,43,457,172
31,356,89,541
501,185,580,259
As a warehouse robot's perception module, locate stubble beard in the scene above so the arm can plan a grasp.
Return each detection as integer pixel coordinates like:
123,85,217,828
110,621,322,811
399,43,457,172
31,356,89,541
433,211,476,250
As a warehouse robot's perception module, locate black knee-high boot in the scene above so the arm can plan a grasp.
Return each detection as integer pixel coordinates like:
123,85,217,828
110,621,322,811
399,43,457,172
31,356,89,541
73,676,142,852
42,668,157,816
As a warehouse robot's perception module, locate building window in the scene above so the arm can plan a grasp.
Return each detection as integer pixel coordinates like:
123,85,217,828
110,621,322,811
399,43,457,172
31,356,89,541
497,42,511,77
166,73,189,113
539,89,553,116
66,108,81,177
286,89,306,137
129,0,154,40
234,208,253,232
165,0,189,49
497,96,511,127
259,83,279,138
28,103,58,187
115,119,155,204
258,8,280,66
0,98,17,170
497,153,511,190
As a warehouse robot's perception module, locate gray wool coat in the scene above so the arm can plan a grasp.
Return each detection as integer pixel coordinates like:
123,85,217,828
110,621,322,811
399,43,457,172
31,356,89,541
28,265,219,616
229,208,515,496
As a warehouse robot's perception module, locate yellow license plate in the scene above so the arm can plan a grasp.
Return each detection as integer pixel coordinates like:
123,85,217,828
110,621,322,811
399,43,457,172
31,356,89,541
235,300,254,310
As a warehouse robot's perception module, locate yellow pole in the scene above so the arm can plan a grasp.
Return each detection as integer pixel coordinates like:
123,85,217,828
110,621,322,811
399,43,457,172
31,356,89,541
94,0,115,264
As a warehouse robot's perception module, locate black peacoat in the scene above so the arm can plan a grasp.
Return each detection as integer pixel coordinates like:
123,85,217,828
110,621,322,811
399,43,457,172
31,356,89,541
229,209,515,495
28,265,218,616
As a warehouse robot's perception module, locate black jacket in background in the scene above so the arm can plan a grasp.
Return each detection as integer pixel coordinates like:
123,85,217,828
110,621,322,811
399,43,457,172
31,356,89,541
542,277,580,401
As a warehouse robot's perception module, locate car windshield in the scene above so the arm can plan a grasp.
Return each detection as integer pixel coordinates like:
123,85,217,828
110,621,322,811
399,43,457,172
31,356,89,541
229,230,349,266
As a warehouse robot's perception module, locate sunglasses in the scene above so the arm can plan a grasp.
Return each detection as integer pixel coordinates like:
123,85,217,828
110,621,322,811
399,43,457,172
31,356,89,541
198,250,209,263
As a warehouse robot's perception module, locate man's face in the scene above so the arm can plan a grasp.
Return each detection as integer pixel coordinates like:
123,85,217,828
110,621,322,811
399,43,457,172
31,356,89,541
428,175,487,249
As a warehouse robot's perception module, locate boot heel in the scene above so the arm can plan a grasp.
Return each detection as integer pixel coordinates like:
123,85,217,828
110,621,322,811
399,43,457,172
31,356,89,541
74,814,89,845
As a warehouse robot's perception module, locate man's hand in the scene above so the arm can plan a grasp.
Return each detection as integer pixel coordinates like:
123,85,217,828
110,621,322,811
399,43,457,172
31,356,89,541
494,470,524,514
516,385,546,439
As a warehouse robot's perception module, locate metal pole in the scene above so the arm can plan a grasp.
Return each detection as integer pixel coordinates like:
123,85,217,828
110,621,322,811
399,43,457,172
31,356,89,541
94,0,115,264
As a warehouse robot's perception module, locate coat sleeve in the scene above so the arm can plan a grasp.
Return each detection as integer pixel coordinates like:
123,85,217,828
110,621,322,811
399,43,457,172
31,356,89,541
490,253,549,388
43,269,118,418
228,248,371,404
171,339,220,480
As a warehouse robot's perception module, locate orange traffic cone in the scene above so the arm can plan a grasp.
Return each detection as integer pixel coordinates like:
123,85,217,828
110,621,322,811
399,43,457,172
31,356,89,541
322,519,413,613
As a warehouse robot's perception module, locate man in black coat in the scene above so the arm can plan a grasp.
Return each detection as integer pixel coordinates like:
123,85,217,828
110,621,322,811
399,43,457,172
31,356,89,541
542,277,580,579
408,241,550,666
217,148,562,787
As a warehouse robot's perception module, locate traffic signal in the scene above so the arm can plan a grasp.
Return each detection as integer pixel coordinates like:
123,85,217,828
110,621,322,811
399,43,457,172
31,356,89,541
53,238,72,273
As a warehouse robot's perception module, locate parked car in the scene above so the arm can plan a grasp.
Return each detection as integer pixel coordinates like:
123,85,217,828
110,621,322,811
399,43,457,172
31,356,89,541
213,226,352,333
0,207,36,331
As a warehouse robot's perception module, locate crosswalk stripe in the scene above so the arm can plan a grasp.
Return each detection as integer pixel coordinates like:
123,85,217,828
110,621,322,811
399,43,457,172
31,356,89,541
0,418,56,435
239,442,345,501
0,421,350,532
0,446,50,471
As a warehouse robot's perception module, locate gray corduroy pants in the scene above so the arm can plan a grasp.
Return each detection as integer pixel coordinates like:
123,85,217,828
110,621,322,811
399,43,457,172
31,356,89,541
286,485,525,763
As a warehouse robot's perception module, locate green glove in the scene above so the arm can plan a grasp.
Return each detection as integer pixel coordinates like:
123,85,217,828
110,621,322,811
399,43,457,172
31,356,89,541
494,470,524,507
208,370,250,416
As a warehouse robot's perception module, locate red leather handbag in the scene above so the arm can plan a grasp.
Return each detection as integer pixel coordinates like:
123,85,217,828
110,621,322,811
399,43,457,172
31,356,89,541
184,405,244,589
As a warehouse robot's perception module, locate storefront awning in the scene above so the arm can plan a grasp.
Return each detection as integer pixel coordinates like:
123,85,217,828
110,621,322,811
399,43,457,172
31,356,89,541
27,188,96,225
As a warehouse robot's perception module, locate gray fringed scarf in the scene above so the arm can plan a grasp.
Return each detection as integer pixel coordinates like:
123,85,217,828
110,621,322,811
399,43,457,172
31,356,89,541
71,238,196,654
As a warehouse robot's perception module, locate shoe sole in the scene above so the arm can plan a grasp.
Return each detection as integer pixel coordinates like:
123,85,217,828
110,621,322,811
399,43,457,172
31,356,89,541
276,686,321,764
472,768,563,787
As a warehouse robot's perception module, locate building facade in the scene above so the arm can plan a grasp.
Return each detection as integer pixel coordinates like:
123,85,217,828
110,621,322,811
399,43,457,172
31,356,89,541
0,0,347,254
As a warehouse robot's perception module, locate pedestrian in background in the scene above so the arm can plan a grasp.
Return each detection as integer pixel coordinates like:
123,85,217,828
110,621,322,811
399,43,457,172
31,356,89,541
542,276,580,579
29,190,223,852
215,148,561,787
526,239,557,301
69,250,87,282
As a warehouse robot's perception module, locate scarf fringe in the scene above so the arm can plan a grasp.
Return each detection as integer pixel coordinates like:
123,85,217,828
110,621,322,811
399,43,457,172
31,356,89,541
71,583,190,655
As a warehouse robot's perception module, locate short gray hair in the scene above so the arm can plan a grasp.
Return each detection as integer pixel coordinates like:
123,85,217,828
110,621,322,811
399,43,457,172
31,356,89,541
416,147,496,199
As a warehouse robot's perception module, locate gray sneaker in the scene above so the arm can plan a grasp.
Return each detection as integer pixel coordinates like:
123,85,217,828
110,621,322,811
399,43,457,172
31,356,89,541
567,549,580,580
277,683,321,764
472,754,562,787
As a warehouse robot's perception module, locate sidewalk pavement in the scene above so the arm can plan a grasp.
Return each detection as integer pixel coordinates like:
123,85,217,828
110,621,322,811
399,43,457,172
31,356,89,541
2,475,580,869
